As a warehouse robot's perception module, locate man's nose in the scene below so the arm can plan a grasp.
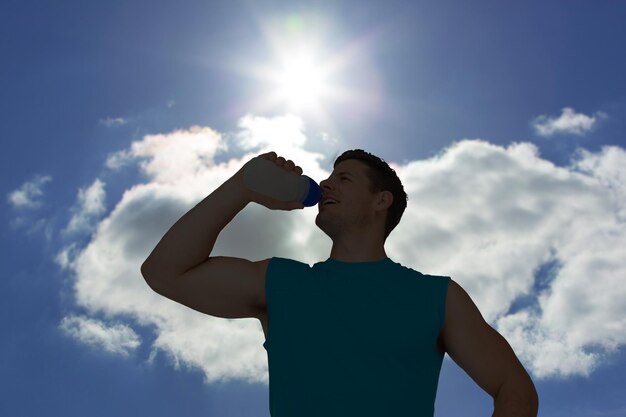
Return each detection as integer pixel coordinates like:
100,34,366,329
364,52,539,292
320,179,334,190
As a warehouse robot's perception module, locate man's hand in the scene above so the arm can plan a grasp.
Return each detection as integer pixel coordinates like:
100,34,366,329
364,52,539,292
234,151,306,211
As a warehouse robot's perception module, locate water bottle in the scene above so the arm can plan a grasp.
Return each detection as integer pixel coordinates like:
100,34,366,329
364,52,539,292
243,157,321,207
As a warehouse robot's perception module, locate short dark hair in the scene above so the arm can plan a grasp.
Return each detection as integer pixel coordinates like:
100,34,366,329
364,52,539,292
334,149,408,240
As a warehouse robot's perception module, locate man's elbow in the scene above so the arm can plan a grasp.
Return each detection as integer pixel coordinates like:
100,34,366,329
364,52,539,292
140,262,168,294
493,371,539,417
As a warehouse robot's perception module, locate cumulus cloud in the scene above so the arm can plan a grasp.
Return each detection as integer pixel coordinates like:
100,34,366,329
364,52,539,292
236,113,307,150
59,315,140,357
56,115,626,384
126,125,231,184
531,107,607,137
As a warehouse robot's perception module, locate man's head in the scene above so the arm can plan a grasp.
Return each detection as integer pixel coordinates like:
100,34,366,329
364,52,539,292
315,149,408,242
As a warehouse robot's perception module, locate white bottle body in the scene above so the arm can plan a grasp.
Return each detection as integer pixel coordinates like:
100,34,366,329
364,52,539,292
243,157,318,205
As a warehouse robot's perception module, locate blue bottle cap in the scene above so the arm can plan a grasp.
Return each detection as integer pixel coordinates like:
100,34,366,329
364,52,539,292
302,176,321,207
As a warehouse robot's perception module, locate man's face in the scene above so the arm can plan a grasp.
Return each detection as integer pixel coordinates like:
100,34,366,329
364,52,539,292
315,159,380,239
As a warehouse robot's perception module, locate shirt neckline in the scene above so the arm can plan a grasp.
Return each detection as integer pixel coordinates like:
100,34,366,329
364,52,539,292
325,256,392,265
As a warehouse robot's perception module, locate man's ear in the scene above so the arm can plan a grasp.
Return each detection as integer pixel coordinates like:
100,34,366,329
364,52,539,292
377,191,393,210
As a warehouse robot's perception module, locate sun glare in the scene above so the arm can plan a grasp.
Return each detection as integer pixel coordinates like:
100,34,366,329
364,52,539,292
239,14,377,127
273,51,329,111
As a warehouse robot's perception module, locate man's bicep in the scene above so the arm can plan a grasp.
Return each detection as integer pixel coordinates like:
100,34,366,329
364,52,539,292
441,279,522,398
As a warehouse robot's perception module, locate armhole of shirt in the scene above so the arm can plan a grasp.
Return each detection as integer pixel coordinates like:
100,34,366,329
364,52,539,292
438,276,452,340
263,257,281,351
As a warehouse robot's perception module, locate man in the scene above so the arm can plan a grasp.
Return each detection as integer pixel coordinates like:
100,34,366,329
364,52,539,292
141,150,538,417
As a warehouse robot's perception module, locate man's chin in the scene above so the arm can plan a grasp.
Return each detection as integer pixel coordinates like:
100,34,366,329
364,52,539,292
315,217,338,236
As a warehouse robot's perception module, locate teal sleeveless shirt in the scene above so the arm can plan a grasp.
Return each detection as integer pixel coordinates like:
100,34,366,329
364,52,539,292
263,256,450,417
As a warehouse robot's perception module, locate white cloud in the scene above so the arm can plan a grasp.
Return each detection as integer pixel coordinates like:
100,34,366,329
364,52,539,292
99,117,127,127
6,174,52,209
61,178,107,236
105,149,134,171
55,242,79,271
235,114,327,176
128,125,229,184
236,113,307,150
57,116,626,384
6,175,54,237
571,146,626,220
395,140,626,379
59,315,140,357
531,107,607,137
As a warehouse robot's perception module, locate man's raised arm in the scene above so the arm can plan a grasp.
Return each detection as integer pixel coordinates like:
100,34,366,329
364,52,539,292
141,152,304,315
141,167,248,283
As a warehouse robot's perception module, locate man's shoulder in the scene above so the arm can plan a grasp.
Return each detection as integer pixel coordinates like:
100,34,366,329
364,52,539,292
270,256,310,266
397,262,451,282
267,257,313,275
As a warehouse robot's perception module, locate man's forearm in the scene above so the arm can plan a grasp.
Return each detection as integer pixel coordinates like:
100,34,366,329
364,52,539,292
142,172,249,278
491,375,539,417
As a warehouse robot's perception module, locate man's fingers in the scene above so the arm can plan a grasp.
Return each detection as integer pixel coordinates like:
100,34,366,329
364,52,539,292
260,152,303,175
261,151,277,160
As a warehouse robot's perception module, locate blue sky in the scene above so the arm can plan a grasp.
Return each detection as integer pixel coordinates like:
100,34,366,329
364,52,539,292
2,1,626,416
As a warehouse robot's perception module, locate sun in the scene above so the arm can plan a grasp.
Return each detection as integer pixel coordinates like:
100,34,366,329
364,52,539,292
234,14,375,126
271,49,331,112
242,33,347,121
252,42,339,117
